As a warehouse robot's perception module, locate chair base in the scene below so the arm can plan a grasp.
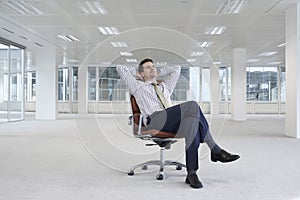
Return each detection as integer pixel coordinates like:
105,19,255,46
128,159,186,180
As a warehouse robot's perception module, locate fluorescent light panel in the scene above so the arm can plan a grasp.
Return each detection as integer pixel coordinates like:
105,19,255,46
216,0,248,14
125,59,137,63
204,26,227,35
246,59,260,63
187,59,196,63
120,51,133,56
77,1,107,14
156,62,168,65
197,41,213,48
110,42,128,47
277,43,286,47
213,61,222,65
3,0,43,15
98,27,119,35
268,62,282,65
191,51,204,56
259,51,277,56
58,34,80,42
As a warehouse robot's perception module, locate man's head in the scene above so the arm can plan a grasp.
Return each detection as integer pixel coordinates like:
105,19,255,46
138,58,157,81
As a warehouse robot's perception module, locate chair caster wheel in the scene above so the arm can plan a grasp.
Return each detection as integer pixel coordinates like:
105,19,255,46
176,166,182,170
156,174,163,180
128,170,134,176
142,165,148,170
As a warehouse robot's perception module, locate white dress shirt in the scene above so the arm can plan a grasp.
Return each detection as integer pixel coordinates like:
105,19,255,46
117,65,181,123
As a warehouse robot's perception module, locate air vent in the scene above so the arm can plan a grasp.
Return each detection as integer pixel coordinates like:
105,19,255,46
34,42,43,47
2,28,14,34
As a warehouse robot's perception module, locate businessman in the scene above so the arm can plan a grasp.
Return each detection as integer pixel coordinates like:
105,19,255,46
117,58,240,189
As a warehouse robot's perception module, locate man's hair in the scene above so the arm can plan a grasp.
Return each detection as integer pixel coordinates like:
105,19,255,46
138,58,153,73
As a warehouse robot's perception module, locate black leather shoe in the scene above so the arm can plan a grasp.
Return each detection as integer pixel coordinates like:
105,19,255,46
185,173,203,188
211,149,240,163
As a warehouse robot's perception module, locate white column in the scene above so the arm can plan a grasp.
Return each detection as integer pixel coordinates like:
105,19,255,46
35,48,57,120
210,64,220,115
78,65,87,114
231,48,247,121
285,3,300,138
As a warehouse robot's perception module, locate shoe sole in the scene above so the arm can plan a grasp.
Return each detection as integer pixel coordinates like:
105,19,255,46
211,156,240,163
185,179,203,188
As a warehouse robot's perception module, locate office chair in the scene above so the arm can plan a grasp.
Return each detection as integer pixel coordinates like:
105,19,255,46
127,95,186,180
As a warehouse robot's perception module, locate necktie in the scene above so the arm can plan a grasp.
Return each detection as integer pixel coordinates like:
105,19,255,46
152,81,171,108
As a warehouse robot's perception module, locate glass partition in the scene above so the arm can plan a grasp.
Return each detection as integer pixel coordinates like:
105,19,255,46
0,44,9,122
0,39,25,123
9,45,24,121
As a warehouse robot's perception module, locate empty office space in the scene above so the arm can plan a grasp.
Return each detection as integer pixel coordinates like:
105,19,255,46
0,0,300,199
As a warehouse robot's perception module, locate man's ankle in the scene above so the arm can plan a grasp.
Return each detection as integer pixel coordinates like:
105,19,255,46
187,170,197,175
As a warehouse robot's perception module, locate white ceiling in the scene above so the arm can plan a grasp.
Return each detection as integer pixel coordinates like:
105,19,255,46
0,0,296,67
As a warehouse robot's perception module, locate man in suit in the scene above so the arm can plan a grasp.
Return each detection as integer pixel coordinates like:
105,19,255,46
117,58,240,189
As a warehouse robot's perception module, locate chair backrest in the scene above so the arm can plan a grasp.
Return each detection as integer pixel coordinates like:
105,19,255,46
130,95,175,138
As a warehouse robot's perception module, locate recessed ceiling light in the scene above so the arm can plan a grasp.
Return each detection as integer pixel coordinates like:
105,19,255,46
197,41,213,48
246,59,260,62
110,42,128,47
259,51,277,56
191,51,204,56
120,51,133,56
126,59,137,63
76,1,107,14
187,59,196,63
2,0,43,15
216,0,248,14
98,27,119,35
204,26,227,35
277,43,286,47
58,34,80,42
213,61,222,65
268,62,282,65
156,62,168,65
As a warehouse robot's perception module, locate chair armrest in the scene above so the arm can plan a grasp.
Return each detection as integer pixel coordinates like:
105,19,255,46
128,113,144,136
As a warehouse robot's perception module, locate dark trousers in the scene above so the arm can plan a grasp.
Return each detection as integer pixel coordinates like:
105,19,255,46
146,101,217,172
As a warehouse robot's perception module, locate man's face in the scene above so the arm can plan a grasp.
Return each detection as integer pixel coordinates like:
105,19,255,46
141,61,157,79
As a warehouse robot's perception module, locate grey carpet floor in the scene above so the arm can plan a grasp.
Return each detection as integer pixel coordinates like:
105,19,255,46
0,114,299,200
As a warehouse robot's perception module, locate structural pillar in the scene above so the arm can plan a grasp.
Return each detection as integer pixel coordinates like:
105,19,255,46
231,48,247,121
285,3,300,138
35,48,57,120
78,65,87,114
210,64,220,115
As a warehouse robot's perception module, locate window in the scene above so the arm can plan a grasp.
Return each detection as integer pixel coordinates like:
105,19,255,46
58,67,69,101
219,66,231,102
24,71,36,101
88,67,97,101
98,67,124,101
280,66,286,102
201,68,211,102
170,66,189,101
0,38,25,122
87,66,192,102
246,67,278,101
72,67,78,101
